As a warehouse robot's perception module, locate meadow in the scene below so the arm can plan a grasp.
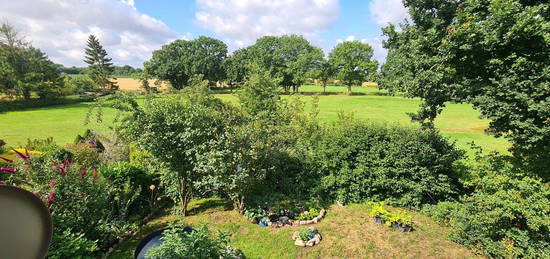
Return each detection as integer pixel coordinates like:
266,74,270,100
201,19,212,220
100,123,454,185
0,85,509,154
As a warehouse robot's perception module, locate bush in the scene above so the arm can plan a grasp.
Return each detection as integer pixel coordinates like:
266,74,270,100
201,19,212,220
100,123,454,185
65,142,101,166
447,175,549,258
145,225,236,259
423,150,550,258
310,121,464,208
68,76,97,94
99,162,156,218
2,149,143,257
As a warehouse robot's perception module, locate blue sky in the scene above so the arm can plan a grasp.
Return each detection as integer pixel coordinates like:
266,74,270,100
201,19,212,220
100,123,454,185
134,0,383,51
1,0,409,66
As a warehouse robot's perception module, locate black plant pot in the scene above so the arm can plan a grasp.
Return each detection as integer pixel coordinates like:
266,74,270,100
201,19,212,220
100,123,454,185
398,224,413,232
374,216,386,224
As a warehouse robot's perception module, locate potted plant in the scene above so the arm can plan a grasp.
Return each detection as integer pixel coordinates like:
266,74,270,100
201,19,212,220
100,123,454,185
368,202,389,224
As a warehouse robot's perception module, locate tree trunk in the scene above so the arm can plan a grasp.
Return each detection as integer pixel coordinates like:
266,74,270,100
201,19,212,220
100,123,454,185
178,179,193,216
347,83,352,94
235,195,246,214
323,82,327,93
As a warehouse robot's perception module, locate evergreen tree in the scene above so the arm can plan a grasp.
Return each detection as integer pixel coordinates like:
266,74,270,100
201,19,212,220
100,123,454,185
84,35,117,92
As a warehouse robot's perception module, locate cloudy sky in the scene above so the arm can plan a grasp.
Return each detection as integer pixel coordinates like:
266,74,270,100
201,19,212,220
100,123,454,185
0,0,409,67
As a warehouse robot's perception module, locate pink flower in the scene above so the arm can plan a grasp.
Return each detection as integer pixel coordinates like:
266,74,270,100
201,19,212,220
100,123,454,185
48,192,55,204
83,194,89,199
12,149,29,161
0,180,4,184
49,181,56,189
0,168,16,173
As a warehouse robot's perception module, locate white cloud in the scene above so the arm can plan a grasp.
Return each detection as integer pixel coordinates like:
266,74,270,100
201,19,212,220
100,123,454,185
0,0,180,67
369,0,410,27
334,35,387,64
194,0,340,49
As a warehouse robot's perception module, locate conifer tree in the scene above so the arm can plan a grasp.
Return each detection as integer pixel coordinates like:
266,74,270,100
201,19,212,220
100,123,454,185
84,34,117,92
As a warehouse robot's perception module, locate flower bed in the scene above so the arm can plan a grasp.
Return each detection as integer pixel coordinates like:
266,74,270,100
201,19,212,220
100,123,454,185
243,202,326,227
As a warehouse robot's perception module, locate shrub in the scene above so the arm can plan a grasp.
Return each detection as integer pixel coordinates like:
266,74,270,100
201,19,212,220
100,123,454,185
3,152,134,256
145,225,234,259
311,121,464,208
65,142,101,166
447,175,550,258
68,76,97,94
423,150,550,258
99,162,155,218
295,207,320,221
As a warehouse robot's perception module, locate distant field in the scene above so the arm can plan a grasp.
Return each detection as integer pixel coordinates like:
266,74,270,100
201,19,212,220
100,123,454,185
0,87,509,154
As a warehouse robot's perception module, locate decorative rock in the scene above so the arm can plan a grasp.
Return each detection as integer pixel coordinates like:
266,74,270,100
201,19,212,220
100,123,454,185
292,231,299,240
294,239,306,247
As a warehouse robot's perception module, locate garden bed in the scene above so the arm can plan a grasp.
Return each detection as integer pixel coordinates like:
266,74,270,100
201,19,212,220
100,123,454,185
244,201,327,228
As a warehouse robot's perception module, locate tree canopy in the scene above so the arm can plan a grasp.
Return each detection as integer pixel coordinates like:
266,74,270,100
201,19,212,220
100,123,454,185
230,35,323,93
329,41,378,93
382,0,550,172
145,36,227,89
0,22,64,100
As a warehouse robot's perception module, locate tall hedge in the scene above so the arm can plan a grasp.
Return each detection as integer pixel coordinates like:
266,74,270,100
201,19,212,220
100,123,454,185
311,121,464,208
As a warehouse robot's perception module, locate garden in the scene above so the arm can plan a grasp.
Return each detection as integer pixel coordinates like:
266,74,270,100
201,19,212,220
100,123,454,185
2,73,549,258
1,0,549,258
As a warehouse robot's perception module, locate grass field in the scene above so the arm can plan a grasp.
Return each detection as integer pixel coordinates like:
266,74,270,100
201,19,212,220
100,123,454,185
0,86,509,153
109,198,479,259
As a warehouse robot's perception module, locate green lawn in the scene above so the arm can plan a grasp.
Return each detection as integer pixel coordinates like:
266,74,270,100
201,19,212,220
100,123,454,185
0,87,509,153
109,198,479,259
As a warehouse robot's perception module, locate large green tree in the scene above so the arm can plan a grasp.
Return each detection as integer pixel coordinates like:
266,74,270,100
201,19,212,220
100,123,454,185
145,36,227,89
238,35,324,93
329,41,378,93
0,22,64,100
382,0,550,172
84,35,118,92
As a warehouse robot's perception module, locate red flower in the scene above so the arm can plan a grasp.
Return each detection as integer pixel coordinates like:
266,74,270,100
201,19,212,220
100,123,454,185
49,181,56,189
83,194,89,199
0,168,16,173
80,166,87,178
0,180,4,184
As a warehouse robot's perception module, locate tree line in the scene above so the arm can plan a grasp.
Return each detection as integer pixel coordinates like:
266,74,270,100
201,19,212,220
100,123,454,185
144,34,378,93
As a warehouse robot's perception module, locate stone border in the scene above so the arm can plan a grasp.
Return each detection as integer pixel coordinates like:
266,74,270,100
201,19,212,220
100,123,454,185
296,208,326,225
292,228,322,247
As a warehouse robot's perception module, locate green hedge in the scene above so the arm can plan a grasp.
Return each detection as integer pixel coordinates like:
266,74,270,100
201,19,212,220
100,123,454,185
310,121,464,208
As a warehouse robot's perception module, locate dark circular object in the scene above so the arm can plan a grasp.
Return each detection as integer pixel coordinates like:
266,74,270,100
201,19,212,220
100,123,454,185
134,226,193,259
0,185,53,259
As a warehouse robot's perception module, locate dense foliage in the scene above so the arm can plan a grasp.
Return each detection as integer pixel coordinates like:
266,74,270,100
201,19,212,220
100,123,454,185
382,0,550,173
0,22,65,100
145,225,238,259
310,120,464,208
424,153,550,258
225,35,324,93
145,36,227,89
